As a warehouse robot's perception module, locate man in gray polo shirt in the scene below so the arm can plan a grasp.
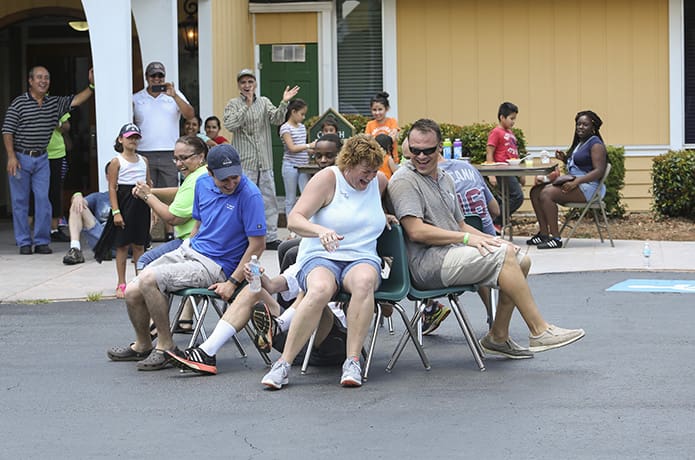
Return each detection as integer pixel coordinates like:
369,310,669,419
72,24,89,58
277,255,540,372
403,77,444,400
3,65,94,255
222,68,299,250
388,118,584,359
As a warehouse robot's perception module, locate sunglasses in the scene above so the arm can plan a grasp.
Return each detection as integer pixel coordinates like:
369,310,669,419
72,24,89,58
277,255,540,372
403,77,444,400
409,145,439,156
149,73,165,79
172,152,197,163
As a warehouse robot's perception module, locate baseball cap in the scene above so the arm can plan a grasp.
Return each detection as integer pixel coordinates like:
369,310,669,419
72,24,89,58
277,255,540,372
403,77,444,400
146,61,166,77
236,68,255,81
119,123,141,138
207,144,243,180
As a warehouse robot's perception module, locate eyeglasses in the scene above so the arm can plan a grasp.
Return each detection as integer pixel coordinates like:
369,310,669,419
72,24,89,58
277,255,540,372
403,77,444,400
172,152,197,163
409,145,439,156
149,73,165,79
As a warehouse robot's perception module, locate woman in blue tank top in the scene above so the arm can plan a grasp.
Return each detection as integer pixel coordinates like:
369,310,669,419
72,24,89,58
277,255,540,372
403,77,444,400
527,110,608,249
262,134,397,390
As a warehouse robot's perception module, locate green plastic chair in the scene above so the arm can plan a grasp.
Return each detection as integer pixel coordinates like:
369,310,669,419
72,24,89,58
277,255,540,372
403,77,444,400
300,224,431,380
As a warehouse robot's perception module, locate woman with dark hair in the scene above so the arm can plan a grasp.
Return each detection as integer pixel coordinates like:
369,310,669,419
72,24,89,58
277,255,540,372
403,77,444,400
280,98,316,217
527,110,608,249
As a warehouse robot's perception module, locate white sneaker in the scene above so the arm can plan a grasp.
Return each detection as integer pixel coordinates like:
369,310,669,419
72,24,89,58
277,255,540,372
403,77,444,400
529,325,585,352
340,357,362,387
261,360,290,390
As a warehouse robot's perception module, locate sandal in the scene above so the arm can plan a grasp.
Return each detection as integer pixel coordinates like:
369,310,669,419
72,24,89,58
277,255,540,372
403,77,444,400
173,319,194,334
116,283,126,299
107,343,153,362
136,347,182,371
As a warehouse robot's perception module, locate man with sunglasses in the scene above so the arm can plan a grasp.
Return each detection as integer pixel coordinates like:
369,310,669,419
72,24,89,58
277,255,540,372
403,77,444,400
388,119,584,359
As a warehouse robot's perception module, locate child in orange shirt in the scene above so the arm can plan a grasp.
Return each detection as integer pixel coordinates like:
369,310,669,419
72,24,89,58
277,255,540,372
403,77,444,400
365,91,400,170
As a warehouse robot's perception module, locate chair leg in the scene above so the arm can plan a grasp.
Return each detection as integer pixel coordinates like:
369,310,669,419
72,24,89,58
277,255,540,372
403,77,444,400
301,328,318,375
591,209,604,243
386,304,428,373
387,316,395,335
189,295,209,348
448,295,486,371
362,305,383,381
564,205,592,248
230,335,247,358
600,204,615,247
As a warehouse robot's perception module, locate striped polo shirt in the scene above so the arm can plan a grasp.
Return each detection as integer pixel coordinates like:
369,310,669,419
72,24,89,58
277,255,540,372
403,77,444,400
2,92,74,152
222,94,288,171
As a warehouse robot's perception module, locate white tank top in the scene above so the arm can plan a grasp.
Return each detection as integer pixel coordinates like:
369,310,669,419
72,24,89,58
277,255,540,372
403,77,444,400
117,153,147,185
296,165,385,267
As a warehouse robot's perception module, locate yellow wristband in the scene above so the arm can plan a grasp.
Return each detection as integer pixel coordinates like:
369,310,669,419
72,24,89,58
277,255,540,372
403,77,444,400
112,209,121,215
463,232,470,245
89,83,95,90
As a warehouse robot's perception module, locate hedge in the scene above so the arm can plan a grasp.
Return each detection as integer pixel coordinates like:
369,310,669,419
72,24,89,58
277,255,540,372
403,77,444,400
651,150,695,218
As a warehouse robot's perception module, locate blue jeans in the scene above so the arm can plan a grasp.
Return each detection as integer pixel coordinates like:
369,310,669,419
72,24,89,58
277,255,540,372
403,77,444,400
9,152,51,247
282,161,310,217
135,238,184,271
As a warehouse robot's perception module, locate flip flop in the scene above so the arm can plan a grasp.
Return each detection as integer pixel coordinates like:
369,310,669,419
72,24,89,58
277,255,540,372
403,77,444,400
116,283,126,299
172,319,194,334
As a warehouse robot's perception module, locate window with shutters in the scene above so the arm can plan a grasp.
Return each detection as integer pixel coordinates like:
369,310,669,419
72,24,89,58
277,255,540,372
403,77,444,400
685,0,695,143
336,0,383,115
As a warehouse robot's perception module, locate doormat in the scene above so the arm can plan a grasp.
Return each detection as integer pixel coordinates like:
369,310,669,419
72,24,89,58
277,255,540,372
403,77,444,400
606,279,695,293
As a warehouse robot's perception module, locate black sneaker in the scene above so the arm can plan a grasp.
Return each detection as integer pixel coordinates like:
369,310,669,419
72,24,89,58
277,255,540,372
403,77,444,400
34,244,52,254
51,229,70,242
251,302,280,353
63,247,85,265
422,301,451,335
166,347,217,375
265,239,282,250
19,245,32,255
526,233,549,245
537,237,563,249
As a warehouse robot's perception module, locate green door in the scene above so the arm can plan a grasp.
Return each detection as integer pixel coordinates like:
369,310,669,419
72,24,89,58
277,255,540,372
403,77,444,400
259,43,319,196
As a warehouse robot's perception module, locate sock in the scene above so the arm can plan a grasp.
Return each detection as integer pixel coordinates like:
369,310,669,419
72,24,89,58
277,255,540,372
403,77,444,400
70,241,81,250
276,307,296,333
51,229,58,234
200,321,237,356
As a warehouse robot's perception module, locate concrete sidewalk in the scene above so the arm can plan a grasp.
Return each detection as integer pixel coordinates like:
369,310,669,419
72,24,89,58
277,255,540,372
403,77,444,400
1,217,693,302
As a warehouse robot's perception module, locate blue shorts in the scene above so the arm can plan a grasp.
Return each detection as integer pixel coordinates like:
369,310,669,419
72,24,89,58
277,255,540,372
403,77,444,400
85,222,106,250
297,257,382,293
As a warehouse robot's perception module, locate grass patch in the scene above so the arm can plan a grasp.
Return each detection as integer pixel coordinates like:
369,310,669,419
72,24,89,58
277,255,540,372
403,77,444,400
17,299,50,304
86,291,103,302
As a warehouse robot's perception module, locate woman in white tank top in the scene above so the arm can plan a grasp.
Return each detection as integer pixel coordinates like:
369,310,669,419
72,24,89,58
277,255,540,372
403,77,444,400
262,134,399,390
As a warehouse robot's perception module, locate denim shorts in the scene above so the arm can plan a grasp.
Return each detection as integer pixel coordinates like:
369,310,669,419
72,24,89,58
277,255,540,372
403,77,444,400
296,257,382,293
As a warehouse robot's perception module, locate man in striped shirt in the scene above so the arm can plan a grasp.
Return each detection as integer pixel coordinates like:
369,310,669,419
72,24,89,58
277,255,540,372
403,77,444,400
2,65,94,255
223,68,299,250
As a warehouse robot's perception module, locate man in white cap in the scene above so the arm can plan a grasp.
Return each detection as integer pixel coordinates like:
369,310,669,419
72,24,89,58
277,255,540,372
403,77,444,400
106,144,266,371
133,61,194,191
223,68,300,250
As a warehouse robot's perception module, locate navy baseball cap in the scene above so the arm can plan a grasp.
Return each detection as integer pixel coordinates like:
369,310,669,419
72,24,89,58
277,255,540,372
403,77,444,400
207,144,243,180
119,123,141,138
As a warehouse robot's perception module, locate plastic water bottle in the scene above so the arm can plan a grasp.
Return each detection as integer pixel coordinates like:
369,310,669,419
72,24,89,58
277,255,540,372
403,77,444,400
442,138,452,159
642,242,651,269
453,138,463,159
249,255,262,292
541,150,550,164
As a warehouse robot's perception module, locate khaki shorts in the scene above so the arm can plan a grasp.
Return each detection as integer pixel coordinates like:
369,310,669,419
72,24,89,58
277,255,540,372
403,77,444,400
144,240,226,294
440,244,509,289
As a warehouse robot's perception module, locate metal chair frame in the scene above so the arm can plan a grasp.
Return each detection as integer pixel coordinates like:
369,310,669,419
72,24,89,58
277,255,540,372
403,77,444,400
169,288,271,366
559,163,614,248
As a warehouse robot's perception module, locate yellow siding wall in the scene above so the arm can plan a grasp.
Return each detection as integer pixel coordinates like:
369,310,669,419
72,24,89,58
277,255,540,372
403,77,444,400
211,0,253,141
255,12,317,44
396,0,669,147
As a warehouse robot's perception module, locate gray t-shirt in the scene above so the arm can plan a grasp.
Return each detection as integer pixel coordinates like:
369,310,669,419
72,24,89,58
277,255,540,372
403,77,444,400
387,162,464,288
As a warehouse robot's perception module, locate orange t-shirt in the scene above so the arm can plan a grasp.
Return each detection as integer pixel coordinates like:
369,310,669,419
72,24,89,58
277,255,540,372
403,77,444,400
365,117,400,165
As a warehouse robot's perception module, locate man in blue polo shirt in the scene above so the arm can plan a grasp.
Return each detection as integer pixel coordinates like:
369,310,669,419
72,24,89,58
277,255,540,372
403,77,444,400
107,144,267,371
3,65,94,255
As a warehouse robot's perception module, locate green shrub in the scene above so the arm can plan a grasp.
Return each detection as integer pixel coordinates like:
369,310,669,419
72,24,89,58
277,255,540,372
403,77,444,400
651,150,695,218
604,146,626,217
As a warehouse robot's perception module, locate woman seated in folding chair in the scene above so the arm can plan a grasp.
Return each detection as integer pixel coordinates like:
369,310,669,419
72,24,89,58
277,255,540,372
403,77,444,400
261,134,397,390
527,110,608,249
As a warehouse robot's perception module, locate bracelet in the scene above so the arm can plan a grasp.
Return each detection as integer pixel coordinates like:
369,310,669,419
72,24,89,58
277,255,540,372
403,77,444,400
143,193,152,202
463,232,470,245
72,191,83,197
112,209,121,216
89,83,95,90
227,276,241,286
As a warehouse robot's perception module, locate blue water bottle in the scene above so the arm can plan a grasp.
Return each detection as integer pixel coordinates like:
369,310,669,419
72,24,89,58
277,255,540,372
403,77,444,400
442,138,452,160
